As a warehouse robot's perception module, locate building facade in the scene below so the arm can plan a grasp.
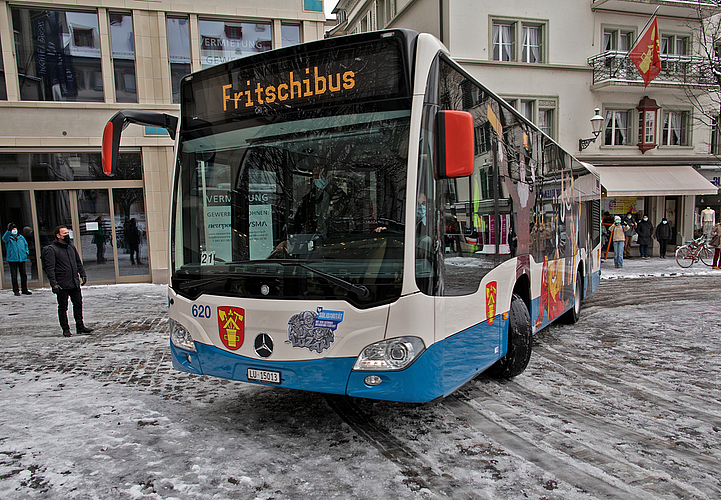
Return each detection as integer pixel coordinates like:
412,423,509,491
0,0,326,289
331,0,721,254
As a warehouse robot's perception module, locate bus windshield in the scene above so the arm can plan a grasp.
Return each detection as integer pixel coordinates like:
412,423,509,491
172,108,410,306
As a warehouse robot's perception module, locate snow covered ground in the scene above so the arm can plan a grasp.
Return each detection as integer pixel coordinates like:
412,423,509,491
0,256,719,499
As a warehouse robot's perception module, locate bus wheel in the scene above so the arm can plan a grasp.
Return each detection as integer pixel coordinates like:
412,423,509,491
486,294,532,379
562,273,582,324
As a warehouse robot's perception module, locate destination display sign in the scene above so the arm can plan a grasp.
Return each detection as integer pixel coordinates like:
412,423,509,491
181,36,409,128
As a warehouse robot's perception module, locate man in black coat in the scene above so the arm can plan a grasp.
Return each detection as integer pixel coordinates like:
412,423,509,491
654,217,673,259
42,225,94,337
636,215,654,259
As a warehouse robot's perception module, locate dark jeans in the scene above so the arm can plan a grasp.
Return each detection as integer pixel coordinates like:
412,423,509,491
8,261,28,293
639,244,649,257
56,287,84,331
658,239,669,257
130,245,140,264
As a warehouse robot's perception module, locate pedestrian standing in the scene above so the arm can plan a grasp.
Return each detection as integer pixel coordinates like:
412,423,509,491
636,215,653,259
623,212,637,258
711,220,721,269
610,215,629,268
41,225,94,337
2,223,32,296
654,217,672,258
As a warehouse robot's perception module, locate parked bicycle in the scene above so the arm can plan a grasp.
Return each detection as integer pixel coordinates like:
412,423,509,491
675,236,714,268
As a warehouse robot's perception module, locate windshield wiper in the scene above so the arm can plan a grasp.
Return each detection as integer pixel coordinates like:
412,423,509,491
279,261,370,298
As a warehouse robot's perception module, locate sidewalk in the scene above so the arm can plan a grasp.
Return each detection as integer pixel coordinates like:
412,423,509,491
600,253,720,279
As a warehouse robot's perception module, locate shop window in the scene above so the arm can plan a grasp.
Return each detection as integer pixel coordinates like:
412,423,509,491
11,8,103,102
0,152,142,182
281,24,301,48
109,12,137,103
199,19,272,69
0,37,6,100
167,16,191,104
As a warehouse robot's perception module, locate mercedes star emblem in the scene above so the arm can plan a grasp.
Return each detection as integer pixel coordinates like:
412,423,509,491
254,333,273,358
260,284,270,296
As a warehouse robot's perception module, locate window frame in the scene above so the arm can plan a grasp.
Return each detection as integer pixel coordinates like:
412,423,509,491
501,97,557,139
603,108,634,147
602,26,636,53
490,17,547,64
660,109,692,147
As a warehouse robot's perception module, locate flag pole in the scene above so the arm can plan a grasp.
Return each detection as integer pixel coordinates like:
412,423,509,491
625,6,661,59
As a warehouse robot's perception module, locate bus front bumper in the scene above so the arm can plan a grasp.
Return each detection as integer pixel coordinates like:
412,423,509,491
170,341,446,403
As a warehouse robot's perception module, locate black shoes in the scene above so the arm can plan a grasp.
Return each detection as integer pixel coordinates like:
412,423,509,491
22,290,32,295
14,291,20,296
76,325,94,334
62,329,72,337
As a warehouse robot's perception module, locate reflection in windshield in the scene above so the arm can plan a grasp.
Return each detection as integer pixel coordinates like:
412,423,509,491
172,110,410,305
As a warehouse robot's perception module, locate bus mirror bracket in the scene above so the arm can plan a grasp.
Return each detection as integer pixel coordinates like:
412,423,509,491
436,110,474,179
102,110,178,176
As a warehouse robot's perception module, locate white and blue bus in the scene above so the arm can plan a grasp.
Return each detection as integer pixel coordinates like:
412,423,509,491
102,29,601,403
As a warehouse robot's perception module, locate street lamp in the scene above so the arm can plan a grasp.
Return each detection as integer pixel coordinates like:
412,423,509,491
578,108,604,151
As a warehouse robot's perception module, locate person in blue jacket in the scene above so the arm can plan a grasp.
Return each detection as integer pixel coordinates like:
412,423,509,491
2,223,32,296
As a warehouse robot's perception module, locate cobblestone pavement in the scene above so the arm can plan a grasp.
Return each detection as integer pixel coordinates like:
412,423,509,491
0,276,720,499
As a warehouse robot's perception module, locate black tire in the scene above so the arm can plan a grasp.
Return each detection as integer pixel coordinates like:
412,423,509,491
562,272,582,324
486,293,532,379
675,245,693,268
700,245,714,266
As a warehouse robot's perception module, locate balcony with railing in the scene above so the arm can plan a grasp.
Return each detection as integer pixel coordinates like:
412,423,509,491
588,51,719,90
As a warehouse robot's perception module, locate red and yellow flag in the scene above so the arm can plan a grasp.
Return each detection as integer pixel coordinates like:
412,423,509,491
628,16,661,88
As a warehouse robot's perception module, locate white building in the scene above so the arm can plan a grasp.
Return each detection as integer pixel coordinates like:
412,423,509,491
330,0,721,252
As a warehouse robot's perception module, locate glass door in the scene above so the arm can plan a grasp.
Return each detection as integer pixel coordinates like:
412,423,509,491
34,190,74,285
113,188,150,278
77,189,116,282
0,191,39,289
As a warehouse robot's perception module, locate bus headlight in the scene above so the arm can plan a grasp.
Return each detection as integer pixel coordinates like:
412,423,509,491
353,337,425,371
169,318,196,352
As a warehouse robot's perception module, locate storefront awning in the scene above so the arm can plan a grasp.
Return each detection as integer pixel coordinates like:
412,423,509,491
595,166,719,197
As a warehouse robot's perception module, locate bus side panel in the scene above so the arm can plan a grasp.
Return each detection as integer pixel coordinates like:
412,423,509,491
171,341,356,395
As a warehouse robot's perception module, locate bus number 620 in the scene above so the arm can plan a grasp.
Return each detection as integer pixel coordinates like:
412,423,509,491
192,304,211,318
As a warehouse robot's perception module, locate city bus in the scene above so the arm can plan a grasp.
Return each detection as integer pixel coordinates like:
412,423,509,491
102,29,601,403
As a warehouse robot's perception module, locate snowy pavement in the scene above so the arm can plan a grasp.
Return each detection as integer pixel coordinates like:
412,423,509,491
0,262,720,499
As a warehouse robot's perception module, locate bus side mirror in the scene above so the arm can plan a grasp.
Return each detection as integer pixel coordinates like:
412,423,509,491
102,110,178,176
436,110,474,179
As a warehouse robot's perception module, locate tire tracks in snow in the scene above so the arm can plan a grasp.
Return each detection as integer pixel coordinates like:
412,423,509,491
324,395,478,499
445,382,719,500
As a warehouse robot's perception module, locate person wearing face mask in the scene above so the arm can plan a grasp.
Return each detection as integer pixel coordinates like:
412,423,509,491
654,217,672,258
610,215,629,268
2,222,32,296
41,225,93,337
623,212,637,258
636,214,654,259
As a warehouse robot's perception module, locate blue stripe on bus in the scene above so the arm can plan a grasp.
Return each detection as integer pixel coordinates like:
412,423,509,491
171,342,355,395
171,316,506,403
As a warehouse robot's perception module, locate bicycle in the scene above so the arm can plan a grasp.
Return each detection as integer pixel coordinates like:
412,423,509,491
675,236,714,268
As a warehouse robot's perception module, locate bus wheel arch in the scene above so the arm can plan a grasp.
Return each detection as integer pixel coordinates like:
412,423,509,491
562,264,584,324
485,293,532,379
